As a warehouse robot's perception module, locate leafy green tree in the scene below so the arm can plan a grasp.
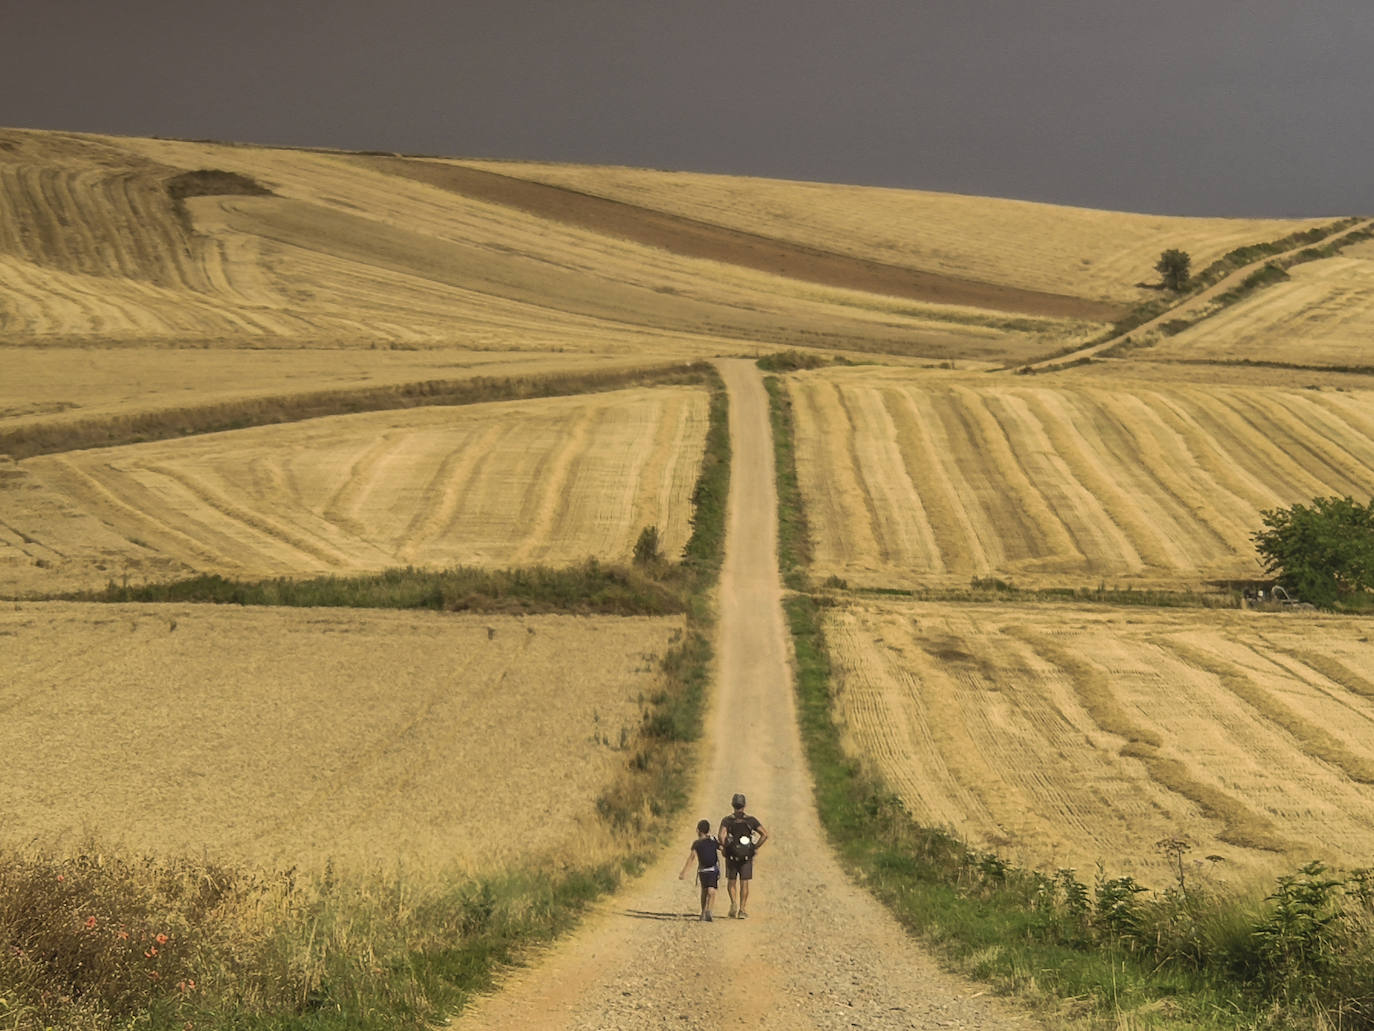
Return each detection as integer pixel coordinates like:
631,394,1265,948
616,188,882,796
1155,248,1191,291
1252,496,1374,609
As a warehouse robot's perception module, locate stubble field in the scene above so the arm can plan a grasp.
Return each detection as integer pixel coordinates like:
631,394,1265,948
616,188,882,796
787,364,1374,590
6,124,1374,939
0,602,683,874
827,599,1374,888
465,158,1326,305
3,386,708,595
1148,237,1374,369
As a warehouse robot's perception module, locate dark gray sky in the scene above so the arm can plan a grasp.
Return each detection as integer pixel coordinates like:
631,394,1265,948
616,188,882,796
5,1,1372,216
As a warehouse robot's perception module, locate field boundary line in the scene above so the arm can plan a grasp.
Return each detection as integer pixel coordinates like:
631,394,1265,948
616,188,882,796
0,361,712,460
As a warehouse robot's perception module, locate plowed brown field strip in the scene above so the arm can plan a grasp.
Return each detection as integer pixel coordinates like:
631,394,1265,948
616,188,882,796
7,387,707,592
829,600,1374,887
465,158,1327,304
0,602,683,874
789,367,1374,588
366,157,1122,321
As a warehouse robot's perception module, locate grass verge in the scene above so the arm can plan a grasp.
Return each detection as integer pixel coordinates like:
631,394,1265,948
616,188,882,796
2,370,730,1030
764,371,1374,1029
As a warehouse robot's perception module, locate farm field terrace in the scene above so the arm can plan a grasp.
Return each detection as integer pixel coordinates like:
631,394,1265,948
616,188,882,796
2,385,709,596
0,601,683,876
786,364,1374,591
826,597,1374,889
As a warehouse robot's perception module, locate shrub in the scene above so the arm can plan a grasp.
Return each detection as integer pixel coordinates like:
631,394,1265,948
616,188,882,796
1156,248,1192,291
1253,496,1374,609
633,525,662,567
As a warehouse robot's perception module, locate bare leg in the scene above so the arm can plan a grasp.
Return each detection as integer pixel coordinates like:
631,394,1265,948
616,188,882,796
727,877,739,916
738,879,750,915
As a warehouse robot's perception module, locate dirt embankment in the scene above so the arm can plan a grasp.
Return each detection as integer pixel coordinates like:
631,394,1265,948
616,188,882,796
361,156,1125,323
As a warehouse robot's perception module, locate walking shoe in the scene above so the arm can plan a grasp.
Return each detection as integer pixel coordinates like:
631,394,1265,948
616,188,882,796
728,905,737,918
704,912,713,922
737,910,748,919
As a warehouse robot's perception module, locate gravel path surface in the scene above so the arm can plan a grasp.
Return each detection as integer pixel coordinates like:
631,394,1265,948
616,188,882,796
454,359,1043,1030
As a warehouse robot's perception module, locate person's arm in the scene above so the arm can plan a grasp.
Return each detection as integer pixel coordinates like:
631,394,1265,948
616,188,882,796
679,847,697,880
753,822,769,849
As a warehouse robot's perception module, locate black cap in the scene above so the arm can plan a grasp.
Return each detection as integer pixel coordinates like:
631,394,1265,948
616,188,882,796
731,793,746,808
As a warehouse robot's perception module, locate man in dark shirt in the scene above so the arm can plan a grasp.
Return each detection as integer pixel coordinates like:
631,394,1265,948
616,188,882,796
718,792,769,918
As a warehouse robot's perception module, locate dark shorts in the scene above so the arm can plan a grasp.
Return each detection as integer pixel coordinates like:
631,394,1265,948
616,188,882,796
697,868,719,890
725,857,754,881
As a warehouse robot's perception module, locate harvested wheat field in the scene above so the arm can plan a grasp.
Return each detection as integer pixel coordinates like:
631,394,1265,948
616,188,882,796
0,601,681,874
787,365,1374,590
828,598,1374,888
3,386,708,595
1148,237,1374,369
2,128,1070,363
466,158,1326,306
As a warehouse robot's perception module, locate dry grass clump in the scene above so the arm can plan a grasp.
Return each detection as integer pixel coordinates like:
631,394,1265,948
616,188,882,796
0,846,622,1030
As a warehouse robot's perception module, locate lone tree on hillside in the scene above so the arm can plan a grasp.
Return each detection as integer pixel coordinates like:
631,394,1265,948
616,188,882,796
1252,496,1374,609
1155,248,1191,292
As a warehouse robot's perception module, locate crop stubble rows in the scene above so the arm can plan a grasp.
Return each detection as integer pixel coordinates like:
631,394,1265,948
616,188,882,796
3,129,1062,361
827,600,1374,888
788,367,1374,589
7,387,707,591
1150,238,1374,369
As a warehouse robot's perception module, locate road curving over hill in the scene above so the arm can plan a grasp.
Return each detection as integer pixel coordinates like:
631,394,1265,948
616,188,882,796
452,359,1043,1030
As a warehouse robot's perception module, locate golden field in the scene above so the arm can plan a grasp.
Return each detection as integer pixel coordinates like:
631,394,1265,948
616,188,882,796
4,123,1372,900
786,364,1374,590
1148,237,1374,368
1,128,1079,365
828,599,1374,888
466,158,1328,305
3,386,708,595
0,602,682,874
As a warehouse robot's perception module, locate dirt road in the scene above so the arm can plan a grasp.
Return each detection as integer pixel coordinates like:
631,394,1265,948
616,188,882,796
453,359,1041,1030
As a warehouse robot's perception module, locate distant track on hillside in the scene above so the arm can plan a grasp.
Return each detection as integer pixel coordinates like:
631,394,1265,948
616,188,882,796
356,155,1126,323
1020,216,1374,372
